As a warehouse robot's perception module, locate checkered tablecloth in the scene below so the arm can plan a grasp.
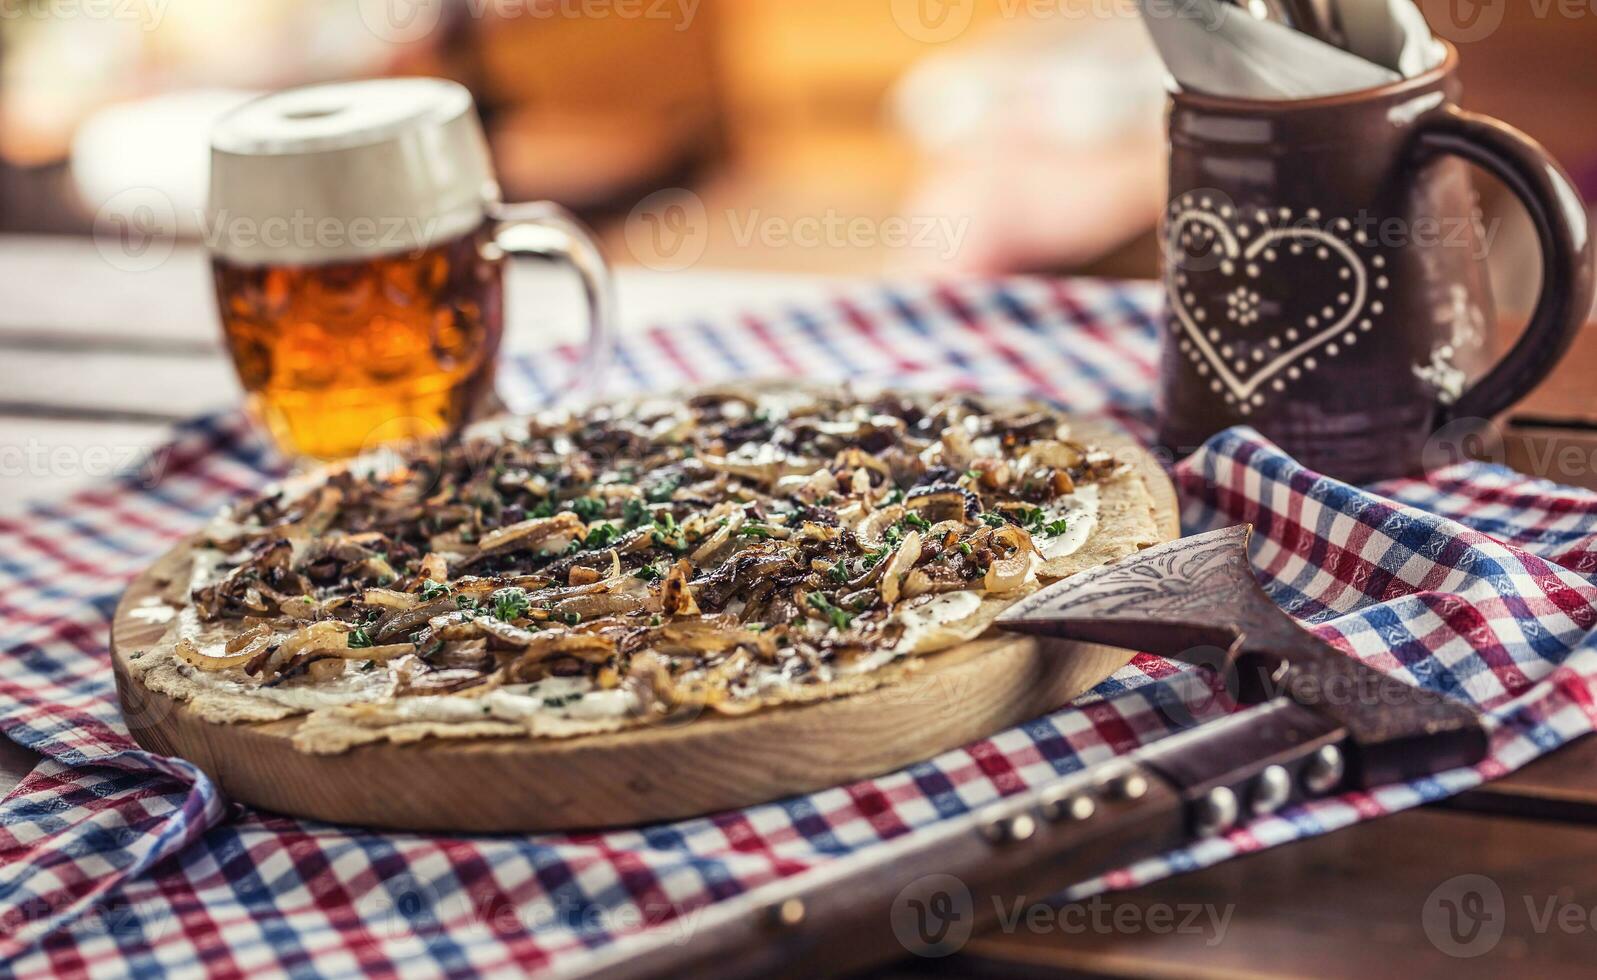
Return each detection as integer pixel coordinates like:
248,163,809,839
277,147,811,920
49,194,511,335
4,278,1597,978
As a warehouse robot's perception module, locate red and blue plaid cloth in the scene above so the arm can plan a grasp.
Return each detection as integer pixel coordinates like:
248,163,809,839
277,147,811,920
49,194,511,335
3,278,1597,977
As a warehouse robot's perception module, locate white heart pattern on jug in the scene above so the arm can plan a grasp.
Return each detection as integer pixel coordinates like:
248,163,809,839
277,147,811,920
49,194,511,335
1163,193,1392,416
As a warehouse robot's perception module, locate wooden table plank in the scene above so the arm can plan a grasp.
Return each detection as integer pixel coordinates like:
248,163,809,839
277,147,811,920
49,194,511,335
933,806,1597,979
1449,734,1597,821
0,236,840,348
0,739,38,799
1,348,237,420
1502,321,1597,425
1503,426,1597,492
0,418,176,509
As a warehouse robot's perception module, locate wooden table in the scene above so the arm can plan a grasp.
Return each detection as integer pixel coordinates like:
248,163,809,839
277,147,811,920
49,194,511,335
5,234,1597,977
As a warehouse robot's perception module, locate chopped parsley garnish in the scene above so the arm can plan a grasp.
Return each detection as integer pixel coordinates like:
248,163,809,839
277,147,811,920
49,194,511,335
900,512,931,531
964,469,981,481
561,611,581,625
634,562,665,582
582,522,622,549
347,627,374,649
884,488,905,505
456,594,479,613
419,579,450,602
978,508,1061,534
490,587,531,622
570,496,606,520
651,512,686,551
644,476,680,504
806,592,854,631
958,541,974,556
737,523,779,539
828,561,852,583
622,498,651,527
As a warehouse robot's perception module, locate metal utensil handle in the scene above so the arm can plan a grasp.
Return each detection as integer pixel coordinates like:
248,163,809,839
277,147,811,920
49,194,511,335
574,700,1347,979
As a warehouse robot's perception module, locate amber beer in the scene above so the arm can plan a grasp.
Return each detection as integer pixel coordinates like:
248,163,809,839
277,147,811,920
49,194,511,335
208,78,610,460
213,225,503,460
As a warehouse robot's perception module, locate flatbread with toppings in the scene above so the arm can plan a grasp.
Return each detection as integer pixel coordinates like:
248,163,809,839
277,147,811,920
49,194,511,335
128,384,1162,754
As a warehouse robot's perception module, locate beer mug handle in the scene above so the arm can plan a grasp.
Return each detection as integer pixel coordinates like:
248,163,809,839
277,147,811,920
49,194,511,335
490,201,615,404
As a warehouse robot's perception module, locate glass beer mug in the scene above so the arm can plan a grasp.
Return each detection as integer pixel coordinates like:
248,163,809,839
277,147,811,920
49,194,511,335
208,78,611,459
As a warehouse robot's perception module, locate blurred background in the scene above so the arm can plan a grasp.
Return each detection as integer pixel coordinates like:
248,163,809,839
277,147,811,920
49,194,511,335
4,0,1595,309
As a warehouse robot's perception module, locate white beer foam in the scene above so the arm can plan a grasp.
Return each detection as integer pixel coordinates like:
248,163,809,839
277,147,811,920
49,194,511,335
208,78,498,265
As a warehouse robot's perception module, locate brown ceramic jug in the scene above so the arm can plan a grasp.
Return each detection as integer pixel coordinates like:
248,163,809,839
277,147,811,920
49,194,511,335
1158,42,1594,483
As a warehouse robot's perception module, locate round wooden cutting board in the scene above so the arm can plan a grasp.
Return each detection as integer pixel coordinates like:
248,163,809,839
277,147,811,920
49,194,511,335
111,419,1178,833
